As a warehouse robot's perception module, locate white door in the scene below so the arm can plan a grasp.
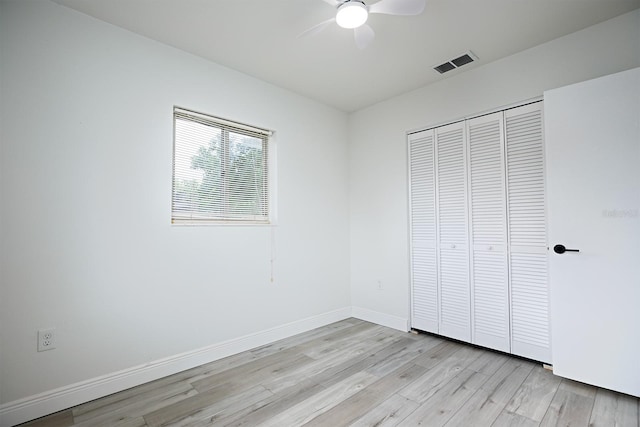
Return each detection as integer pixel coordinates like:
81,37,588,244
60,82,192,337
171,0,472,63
545,68,640,397
409,130,438,333
505,102,551,363
467,112,510,353
435,121,471,342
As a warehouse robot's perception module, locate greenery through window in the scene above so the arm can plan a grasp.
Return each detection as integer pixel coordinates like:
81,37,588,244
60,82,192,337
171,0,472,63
172,108,271,224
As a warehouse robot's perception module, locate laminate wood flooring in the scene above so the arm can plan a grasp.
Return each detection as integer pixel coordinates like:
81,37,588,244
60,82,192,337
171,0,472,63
19,319,640,427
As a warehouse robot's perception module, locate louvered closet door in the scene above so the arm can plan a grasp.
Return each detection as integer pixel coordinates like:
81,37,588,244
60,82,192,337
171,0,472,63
435,122,470,342
409,130,438,333
467,113,510,353
505,102,550,363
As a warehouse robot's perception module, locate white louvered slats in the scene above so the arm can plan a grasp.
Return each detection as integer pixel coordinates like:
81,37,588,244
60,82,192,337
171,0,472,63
436,124,468,246
435,122,470,342
510,253,549,351
409,130,438,333
505,102,550,363
506,106,546,249
473,251,509,348
408,101,549,363
411,247,437,332
467,113,510,352
439,248,470,335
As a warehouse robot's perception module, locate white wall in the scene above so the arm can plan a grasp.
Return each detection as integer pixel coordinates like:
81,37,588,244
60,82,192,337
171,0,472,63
348,9,640,325
0,0,350,408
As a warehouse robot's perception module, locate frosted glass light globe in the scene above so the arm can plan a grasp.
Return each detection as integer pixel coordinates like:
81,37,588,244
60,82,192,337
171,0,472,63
336,1,369,29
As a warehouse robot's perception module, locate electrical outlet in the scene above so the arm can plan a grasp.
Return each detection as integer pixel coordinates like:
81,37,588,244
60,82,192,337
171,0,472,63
38,328,56,352
377,280,383,290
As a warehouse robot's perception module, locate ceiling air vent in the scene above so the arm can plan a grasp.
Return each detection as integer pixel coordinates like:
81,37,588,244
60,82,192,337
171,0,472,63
434,62,456,74
433,51,478,74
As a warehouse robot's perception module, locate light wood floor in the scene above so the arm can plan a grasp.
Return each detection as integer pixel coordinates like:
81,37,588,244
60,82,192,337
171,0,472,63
20,319,640,427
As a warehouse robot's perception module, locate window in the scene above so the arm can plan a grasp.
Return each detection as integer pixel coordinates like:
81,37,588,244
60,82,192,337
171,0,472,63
172,107,272,224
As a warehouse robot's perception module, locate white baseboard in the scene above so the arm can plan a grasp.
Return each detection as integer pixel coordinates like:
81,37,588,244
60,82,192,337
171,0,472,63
0,307,352,427
352,306,409,332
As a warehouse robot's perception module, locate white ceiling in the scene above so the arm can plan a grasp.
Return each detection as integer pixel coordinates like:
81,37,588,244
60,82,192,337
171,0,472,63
52,0,639,112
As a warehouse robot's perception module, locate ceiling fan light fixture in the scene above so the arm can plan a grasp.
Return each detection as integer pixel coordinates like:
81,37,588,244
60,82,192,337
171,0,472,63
336,1,369,29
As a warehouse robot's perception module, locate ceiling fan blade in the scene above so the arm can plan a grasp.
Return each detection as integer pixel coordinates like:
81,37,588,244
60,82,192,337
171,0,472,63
354,24,375,50
298,17,336,38
369,0,426,15
321,0,339,6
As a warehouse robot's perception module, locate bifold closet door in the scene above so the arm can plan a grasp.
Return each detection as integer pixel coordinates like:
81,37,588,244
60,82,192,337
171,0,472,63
467,113,510,353
408,102,550,363
409,130,438,333
505,102,550,363
435,122,470,342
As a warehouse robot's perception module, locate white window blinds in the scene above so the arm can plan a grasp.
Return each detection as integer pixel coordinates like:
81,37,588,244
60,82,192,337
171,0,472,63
172,108,272,224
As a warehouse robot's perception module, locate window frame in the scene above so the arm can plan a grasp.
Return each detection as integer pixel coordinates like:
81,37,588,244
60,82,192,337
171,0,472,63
171,107,274,226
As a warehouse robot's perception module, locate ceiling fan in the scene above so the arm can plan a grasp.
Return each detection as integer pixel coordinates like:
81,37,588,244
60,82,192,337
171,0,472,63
300,0,426,49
